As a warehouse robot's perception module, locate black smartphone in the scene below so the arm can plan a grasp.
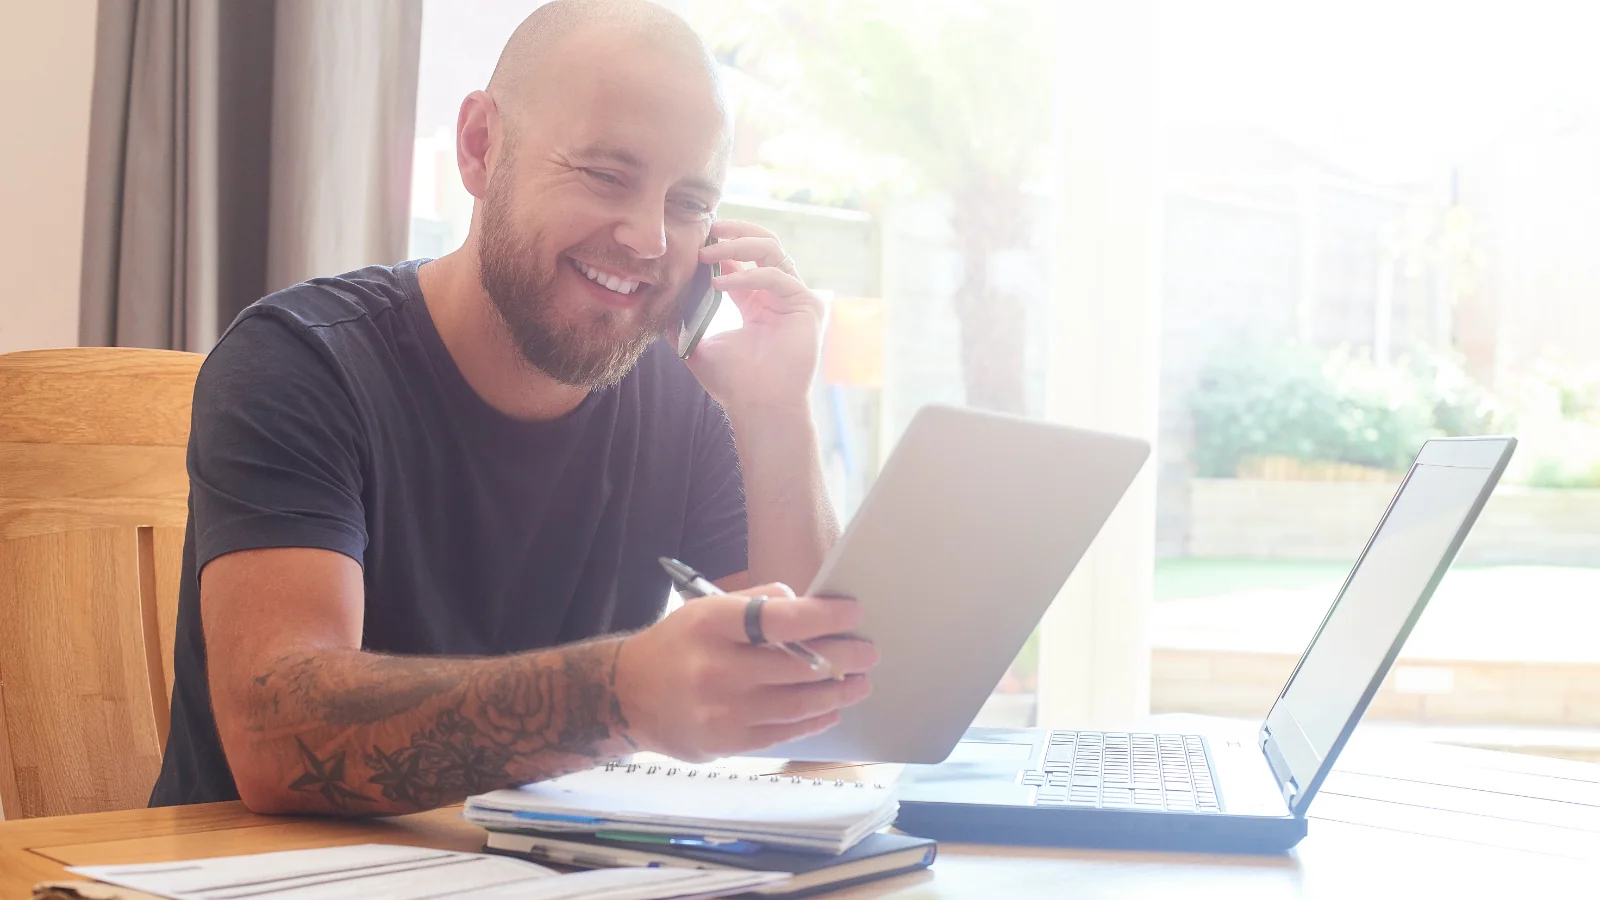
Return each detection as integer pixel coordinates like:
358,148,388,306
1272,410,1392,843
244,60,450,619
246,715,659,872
675,235,722,359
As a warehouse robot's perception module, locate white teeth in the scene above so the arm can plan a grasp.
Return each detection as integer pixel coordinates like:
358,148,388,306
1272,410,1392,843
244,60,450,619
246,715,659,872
575,260,641,295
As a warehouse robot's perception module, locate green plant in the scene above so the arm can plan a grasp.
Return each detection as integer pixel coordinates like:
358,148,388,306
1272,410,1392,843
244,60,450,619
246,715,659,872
1499,360,1600,489
1190,343,1482,476
1320,348,1441,470
1410,347,1505,438
1191,343,1349,476
1530,360,1600,423
1523,454,1600,488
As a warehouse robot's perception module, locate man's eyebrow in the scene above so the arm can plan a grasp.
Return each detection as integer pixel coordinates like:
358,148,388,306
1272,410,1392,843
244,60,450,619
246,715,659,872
570,144,721,198
676,175,722,200
571,143,645,168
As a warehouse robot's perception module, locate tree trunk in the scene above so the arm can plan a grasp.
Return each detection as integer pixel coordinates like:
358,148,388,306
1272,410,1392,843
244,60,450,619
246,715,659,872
949,180,1029,414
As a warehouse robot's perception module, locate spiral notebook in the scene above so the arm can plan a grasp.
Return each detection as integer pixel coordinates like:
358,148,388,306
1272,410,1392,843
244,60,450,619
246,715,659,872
465,762,899,854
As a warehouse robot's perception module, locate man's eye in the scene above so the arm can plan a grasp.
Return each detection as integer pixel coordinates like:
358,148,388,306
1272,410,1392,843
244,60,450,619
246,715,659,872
674,198,712,217
584,169,622,186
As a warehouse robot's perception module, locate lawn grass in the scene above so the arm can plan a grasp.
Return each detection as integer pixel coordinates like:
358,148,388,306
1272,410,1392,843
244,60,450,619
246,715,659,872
1154,556,1600,603
1154,557,1353,601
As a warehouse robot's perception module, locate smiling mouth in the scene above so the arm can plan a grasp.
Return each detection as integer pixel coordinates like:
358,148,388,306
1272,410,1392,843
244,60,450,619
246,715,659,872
570,258,649,296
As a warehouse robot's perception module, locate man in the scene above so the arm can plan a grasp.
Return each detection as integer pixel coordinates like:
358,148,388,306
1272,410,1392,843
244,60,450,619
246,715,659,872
149,0,877,815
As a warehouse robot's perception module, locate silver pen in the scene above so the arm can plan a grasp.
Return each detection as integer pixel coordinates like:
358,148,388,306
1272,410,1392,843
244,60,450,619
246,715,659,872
658,556,844,681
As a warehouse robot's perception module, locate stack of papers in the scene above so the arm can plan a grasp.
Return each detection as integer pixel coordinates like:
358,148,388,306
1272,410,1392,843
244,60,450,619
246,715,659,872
63,844,787,900
466,763,899,854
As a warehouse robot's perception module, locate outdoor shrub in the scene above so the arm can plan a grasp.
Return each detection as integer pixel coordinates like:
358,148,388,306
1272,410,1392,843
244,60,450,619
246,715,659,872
1191,343,1473,476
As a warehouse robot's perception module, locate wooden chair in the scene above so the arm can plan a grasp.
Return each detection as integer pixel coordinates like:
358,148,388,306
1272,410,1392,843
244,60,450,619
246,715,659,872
0,348,203,819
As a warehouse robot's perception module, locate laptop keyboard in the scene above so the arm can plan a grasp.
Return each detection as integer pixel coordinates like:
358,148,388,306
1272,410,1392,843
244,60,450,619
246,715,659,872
1019,731,1221,813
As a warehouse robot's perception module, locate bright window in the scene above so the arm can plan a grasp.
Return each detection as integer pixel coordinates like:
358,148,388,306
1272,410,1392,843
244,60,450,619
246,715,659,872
411,1,1600,755
1152,0,1600,761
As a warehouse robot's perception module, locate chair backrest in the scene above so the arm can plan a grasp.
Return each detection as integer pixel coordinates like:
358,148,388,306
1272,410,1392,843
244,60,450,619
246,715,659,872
0,347,203,819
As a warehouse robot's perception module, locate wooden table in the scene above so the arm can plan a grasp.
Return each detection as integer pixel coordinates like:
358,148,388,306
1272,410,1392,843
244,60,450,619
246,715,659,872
4,730,1596,899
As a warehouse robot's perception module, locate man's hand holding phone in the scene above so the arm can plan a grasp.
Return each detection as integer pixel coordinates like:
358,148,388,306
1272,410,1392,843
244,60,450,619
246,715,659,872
675,220,824,420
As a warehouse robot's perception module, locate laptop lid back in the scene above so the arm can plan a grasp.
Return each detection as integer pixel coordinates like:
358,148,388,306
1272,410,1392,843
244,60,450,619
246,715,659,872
760,405,1150,764
1258,437,1517,816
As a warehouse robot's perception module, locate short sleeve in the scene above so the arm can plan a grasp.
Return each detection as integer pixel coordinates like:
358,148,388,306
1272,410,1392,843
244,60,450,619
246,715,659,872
677,396,748,581
188,313,368,572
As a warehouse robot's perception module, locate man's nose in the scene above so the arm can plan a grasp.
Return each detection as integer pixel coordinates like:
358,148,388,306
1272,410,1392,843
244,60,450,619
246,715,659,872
613,196,668,260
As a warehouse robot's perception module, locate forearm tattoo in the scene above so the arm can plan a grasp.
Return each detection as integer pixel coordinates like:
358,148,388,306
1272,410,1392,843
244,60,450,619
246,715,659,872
245,638,636,814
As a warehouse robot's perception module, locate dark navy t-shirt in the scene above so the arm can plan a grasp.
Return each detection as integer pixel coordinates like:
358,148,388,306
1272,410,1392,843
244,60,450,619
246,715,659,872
149,260,748,806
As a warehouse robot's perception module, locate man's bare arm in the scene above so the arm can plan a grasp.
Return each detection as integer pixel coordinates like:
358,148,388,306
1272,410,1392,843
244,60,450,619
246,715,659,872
717,405,839,595
231,641,636,815
205,547,638,814
688,221,841,595
204,546,874,816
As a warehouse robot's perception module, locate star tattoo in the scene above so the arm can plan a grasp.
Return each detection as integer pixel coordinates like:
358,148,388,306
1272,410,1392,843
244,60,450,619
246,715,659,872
288,736,375,811
365,744,428,808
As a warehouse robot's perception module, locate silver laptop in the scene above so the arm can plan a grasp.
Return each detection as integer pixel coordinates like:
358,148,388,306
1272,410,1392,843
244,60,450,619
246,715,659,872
757,405,1151,764
892,436,1517,853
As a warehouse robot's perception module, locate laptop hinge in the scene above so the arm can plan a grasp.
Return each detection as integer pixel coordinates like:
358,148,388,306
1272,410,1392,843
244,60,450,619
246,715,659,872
1259,728,1301,810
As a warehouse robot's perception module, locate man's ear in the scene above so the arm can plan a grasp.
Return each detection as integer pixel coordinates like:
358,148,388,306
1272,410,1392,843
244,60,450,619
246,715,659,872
456,91,500,199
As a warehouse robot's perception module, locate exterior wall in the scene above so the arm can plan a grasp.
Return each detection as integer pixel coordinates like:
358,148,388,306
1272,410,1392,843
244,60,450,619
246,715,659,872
1188,478,1600,566
1153,647,1600,729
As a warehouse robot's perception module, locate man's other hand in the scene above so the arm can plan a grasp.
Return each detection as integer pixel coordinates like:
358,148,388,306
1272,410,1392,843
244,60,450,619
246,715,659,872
614,583,876,762
681,221,824,419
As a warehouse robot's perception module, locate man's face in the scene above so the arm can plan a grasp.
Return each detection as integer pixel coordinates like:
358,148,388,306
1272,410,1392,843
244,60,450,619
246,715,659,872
476,35,729,389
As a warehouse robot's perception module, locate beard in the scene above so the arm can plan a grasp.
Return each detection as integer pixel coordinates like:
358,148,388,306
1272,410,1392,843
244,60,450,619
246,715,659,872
476,160,675,389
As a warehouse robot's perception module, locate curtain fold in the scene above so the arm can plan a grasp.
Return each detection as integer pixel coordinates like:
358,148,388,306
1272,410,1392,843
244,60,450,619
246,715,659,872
268,0,424,294
80,0,423,352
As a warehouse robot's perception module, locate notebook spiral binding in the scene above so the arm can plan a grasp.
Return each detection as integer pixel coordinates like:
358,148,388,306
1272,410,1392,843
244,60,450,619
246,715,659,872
600,760,888,790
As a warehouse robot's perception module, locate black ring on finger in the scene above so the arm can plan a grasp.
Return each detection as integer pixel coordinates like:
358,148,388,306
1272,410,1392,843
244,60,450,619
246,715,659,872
744,595,768,645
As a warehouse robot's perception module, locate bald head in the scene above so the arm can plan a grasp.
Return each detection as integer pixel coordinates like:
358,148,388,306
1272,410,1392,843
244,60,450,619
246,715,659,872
455,0,734,389
488,0,726,131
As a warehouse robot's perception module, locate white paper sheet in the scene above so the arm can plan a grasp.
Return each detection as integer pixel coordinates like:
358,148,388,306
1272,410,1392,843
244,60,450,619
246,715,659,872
67,844,787,900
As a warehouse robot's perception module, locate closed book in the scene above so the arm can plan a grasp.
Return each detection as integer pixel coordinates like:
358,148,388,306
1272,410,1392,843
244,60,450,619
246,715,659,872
484,829,937,899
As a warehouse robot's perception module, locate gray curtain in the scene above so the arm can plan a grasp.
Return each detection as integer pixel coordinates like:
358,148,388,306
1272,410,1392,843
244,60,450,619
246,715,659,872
80,0,423,352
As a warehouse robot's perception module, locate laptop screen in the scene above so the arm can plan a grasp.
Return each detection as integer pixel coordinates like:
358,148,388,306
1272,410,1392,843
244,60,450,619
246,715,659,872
1261,438,1513,814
